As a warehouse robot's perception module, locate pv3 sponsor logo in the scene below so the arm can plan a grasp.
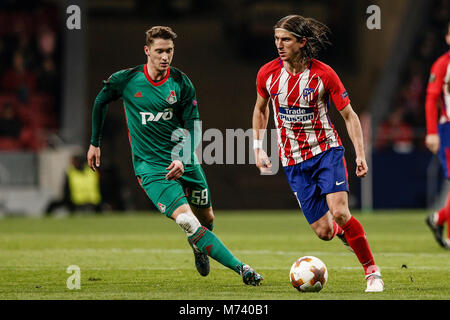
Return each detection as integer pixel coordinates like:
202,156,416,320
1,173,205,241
140,108,173,124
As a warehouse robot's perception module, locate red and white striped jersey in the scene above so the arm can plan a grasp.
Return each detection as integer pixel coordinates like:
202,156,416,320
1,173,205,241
426,51,450,135
256,57,351,167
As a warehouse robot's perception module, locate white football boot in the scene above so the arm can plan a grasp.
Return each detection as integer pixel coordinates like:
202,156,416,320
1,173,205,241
365,266,384,292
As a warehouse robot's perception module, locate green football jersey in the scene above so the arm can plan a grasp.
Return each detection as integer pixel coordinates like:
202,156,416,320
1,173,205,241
90,64,200,175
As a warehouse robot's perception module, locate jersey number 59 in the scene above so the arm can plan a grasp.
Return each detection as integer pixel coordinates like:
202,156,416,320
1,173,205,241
191,189,208,206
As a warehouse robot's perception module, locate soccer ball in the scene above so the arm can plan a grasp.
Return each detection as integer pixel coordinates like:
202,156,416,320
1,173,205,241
289,256,328,292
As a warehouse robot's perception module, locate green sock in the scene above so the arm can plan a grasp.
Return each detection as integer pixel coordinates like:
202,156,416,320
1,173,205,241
189,226,242,274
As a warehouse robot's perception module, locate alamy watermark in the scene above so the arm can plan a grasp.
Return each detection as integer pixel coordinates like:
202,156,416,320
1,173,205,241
170,121,280,175
366,5,381,30
66,265,81,290
66,5,81,30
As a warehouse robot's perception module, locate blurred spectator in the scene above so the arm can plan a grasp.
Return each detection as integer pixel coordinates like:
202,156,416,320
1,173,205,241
419,31,438,62
399,63,426,128
0,102,22,138
1,50,36,103
0,99,44,151
375,107,414,153
36,24,61,120
10,19,40,71
37,25,56,59
376,0,449,151
36,56,58,94
0,101,23,150
45,155,103,215
0,39,9,76
0,3,61,151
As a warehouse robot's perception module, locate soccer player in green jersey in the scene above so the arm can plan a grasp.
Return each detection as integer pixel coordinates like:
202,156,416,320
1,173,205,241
87,26,262,286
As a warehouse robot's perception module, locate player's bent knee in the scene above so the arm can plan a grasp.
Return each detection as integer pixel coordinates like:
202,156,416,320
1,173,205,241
192,206,214,225
205,210,214,225
315,227,334,241
175,211,202,237
329,208,350,224
317,233,333,241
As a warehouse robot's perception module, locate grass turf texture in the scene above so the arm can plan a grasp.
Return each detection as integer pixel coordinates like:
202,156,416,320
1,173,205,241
0,210,448,300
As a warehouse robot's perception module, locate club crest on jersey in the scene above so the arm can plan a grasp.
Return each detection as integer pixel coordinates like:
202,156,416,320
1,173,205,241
158,202,166,213
302,88,315,102
166,90,177,104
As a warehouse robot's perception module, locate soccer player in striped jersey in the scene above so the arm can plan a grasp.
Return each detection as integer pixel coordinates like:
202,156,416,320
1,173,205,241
87,26,262,285
425,22,450,250
252,15,383,292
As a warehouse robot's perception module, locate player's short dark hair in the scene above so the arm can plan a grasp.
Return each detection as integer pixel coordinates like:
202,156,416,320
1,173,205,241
145,26,177,46
274,15,331,59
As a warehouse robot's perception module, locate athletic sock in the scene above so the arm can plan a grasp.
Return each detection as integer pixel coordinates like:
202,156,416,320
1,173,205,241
436,208,446,226
189,226,242,274
205,222,214,232
445,191,450,240
435,190,450,227
341,216,375,274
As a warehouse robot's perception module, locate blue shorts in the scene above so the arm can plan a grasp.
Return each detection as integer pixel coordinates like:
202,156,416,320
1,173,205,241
438,122,450,179
283,146,349,224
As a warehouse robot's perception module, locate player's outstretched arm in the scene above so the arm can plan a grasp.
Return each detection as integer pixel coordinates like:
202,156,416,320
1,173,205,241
88,74,124,172
425,134,440,155
339,104,368,178
252,93,272,174
87,144,101,172
424,64,444,155
88,90,110,172
89,70,127,163
425,89,441,154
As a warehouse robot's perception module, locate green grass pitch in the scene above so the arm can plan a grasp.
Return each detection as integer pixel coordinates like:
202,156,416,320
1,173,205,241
0,210,449,300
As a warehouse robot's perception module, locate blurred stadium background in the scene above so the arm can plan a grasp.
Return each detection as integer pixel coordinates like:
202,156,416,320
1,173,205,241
0,0,448,216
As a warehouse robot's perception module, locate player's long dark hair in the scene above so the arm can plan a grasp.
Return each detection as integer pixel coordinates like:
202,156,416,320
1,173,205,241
274,15,331,59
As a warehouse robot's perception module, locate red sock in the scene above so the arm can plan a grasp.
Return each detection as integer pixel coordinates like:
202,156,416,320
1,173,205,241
332,221,343,238
436,191,450,234
445,191,450,239
436,209,446,225
342,216,375,274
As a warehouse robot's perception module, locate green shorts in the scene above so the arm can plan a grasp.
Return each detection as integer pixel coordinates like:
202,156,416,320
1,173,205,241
137,165,212,217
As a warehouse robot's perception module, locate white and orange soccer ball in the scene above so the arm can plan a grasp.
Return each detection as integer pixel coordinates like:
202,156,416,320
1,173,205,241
289,256,328,292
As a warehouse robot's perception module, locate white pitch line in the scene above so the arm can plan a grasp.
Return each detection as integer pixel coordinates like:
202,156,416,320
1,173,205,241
0,266,448,271
1,248,449,258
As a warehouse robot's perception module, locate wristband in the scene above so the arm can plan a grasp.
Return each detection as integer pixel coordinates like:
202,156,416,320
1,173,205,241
253,139,263,150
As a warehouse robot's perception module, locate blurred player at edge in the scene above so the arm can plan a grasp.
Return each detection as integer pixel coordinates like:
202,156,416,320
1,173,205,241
425,21,450,250
87,26,262,285
252,15,383,292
